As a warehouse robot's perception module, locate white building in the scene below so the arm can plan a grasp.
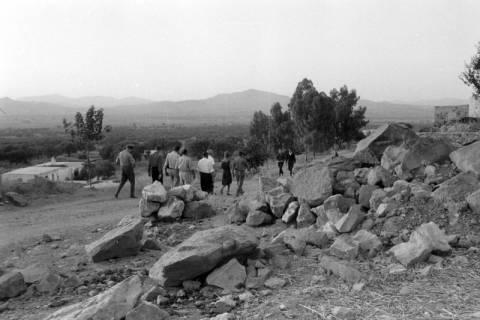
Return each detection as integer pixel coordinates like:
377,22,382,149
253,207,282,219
1,161,83,184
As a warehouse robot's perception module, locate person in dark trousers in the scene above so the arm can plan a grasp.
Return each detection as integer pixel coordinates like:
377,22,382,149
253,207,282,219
286,149,296,176
114,144,136,198
220,151,232,195
163,144,181,188
276,149,285,176
148,146,164,183
197,151,214,194
232,151,248,196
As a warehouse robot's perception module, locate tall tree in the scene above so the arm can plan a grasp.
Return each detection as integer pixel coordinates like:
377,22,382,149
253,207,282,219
308,92,336,153
330,85,368,147
288,78,319,159
270,102,296,152
460,41,480,98
249,110,270,148
63,106,110,186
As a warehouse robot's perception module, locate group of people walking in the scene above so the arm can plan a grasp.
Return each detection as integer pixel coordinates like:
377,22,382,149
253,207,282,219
276,148,296,177
114,143,250,198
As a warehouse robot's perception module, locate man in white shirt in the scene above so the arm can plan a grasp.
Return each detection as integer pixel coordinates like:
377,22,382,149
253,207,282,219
207,149,216,190
197,151,214,194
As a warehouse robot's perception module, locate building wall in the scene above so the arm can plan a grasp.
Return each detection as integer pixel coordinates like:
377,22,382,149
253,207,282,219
434,105,469,125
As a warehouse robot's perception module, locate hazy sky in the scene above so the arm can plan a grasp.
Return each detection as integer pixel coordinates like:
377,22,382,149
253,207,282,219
1,0,479,101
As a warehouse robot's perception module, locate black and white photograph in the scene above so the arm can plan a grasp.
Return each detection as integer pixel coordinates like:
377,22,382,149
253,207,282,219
1,0,480,319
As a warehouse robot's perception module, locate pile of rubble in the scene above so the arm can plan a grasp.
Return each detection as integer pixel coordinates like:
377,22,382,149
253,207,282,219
139,182,216,221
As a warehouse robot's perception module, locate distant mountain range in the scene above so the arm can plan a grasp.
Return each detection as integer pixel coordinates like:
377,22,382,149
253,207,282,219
0,89,469,128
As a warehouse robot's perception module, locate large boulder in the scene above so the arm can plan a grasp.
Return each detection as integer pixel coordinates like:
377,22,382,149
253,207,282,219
42,275,143,320
358,185,379,209
335,205,365,233
401,137,455,170
431,172,480,203
228,201,250,225
149,225,259,286
381,145,409,171
245,210,272,227
323,194,355,213
319,255,364,283
450,140,480,175
330,236,359,260
354,123,418,164
282,201,299,224
157,197,184,221
5,192,28,207
182,200,217,219
296,202,316,228
0,271,26,299
291,166,333,207
141,182,167,203
85,217,144,262
467,189,480,213
139,198,161,218
367,166,394,187
206,258,246,292
125,301,169,320
268,193,295,218
167,185,196,202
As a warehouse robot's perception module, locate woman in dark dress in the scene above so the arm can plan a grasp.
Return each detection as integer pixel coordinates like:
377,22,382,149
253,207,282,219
220,151,232,195
287,149,296,176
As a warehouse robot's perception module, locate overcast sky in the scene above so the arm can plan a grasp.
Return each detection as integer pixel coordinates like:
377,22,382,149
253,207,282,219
1,0,479,102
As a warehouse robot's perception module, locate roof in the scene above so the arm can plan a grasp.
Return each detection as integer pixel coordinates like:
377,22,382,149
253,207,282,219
37,161,83,168
3,166,61,176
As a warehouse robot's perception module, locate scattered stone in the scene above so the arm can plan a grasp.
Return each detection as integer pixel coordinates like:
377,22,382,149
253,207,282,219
451,255,469,265
149,225,258,286
142,181,168,203
272,228,307,256
313,205,328,227
238,291,254,302
399,286,411,296
264,277,287,289
330,236,359,260
183,200,217,219
157,196,185,221
269,193,295,218
352,282,365,292
358,185,379,209
324,194,355,213
213,295,236,313
4,192,28,207
125,301,169,320
319,255,363,283
141,285,166,302
414,222,452,254
387,263,407,274
182,280,201,292
296,202,315,228
206,258,246,292
332,306,356,320
42,275,143,320
467,189,480,214
354,123,418,164
432,172,480,203
352,230,382,254
450,140,480,175
167,184,196,202
325,208,344,225
139,198,161,217
246,210,272,227
367,166,394,187
279,303,287,311
369,189,387,211
376,202,397,218
228,201,250,225
37,272,63,294
0,271,26,299
335,205,365,233
291,166,333,207
282,201,299,224
249,199,270,213
418,265,432,277
85,216,144,262
354,168,370,185
20,262,51,284
141,238,162,251
210,312,235,320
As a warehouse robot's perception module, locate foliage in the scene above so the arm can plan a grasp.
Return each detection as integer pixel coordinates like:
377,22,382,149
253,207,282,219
99,144,115,160
249,111,270,147
269,103,296,152
63,106,110,186
460,41,480,98
330,85,368,145
243,138,269,169
95,160,115,179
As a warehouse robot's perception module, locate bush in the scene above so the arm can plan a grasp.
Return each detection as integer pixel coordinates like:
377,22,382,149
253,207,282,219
5,176,76,196
95,160,115,179
243,138,269,169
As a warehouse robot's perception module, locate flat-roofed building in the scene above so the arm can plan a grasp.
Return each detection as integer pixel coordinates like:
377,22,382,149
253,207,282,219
1,161,83,184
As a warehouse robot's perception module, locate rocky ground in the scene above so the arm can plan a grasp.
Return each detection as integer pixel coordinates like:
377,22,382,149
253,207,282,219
2,125,480,320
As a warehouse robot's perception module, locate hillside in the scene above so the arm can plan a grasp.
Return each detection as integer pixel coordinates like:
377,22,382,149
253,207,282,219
0,89,459,128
